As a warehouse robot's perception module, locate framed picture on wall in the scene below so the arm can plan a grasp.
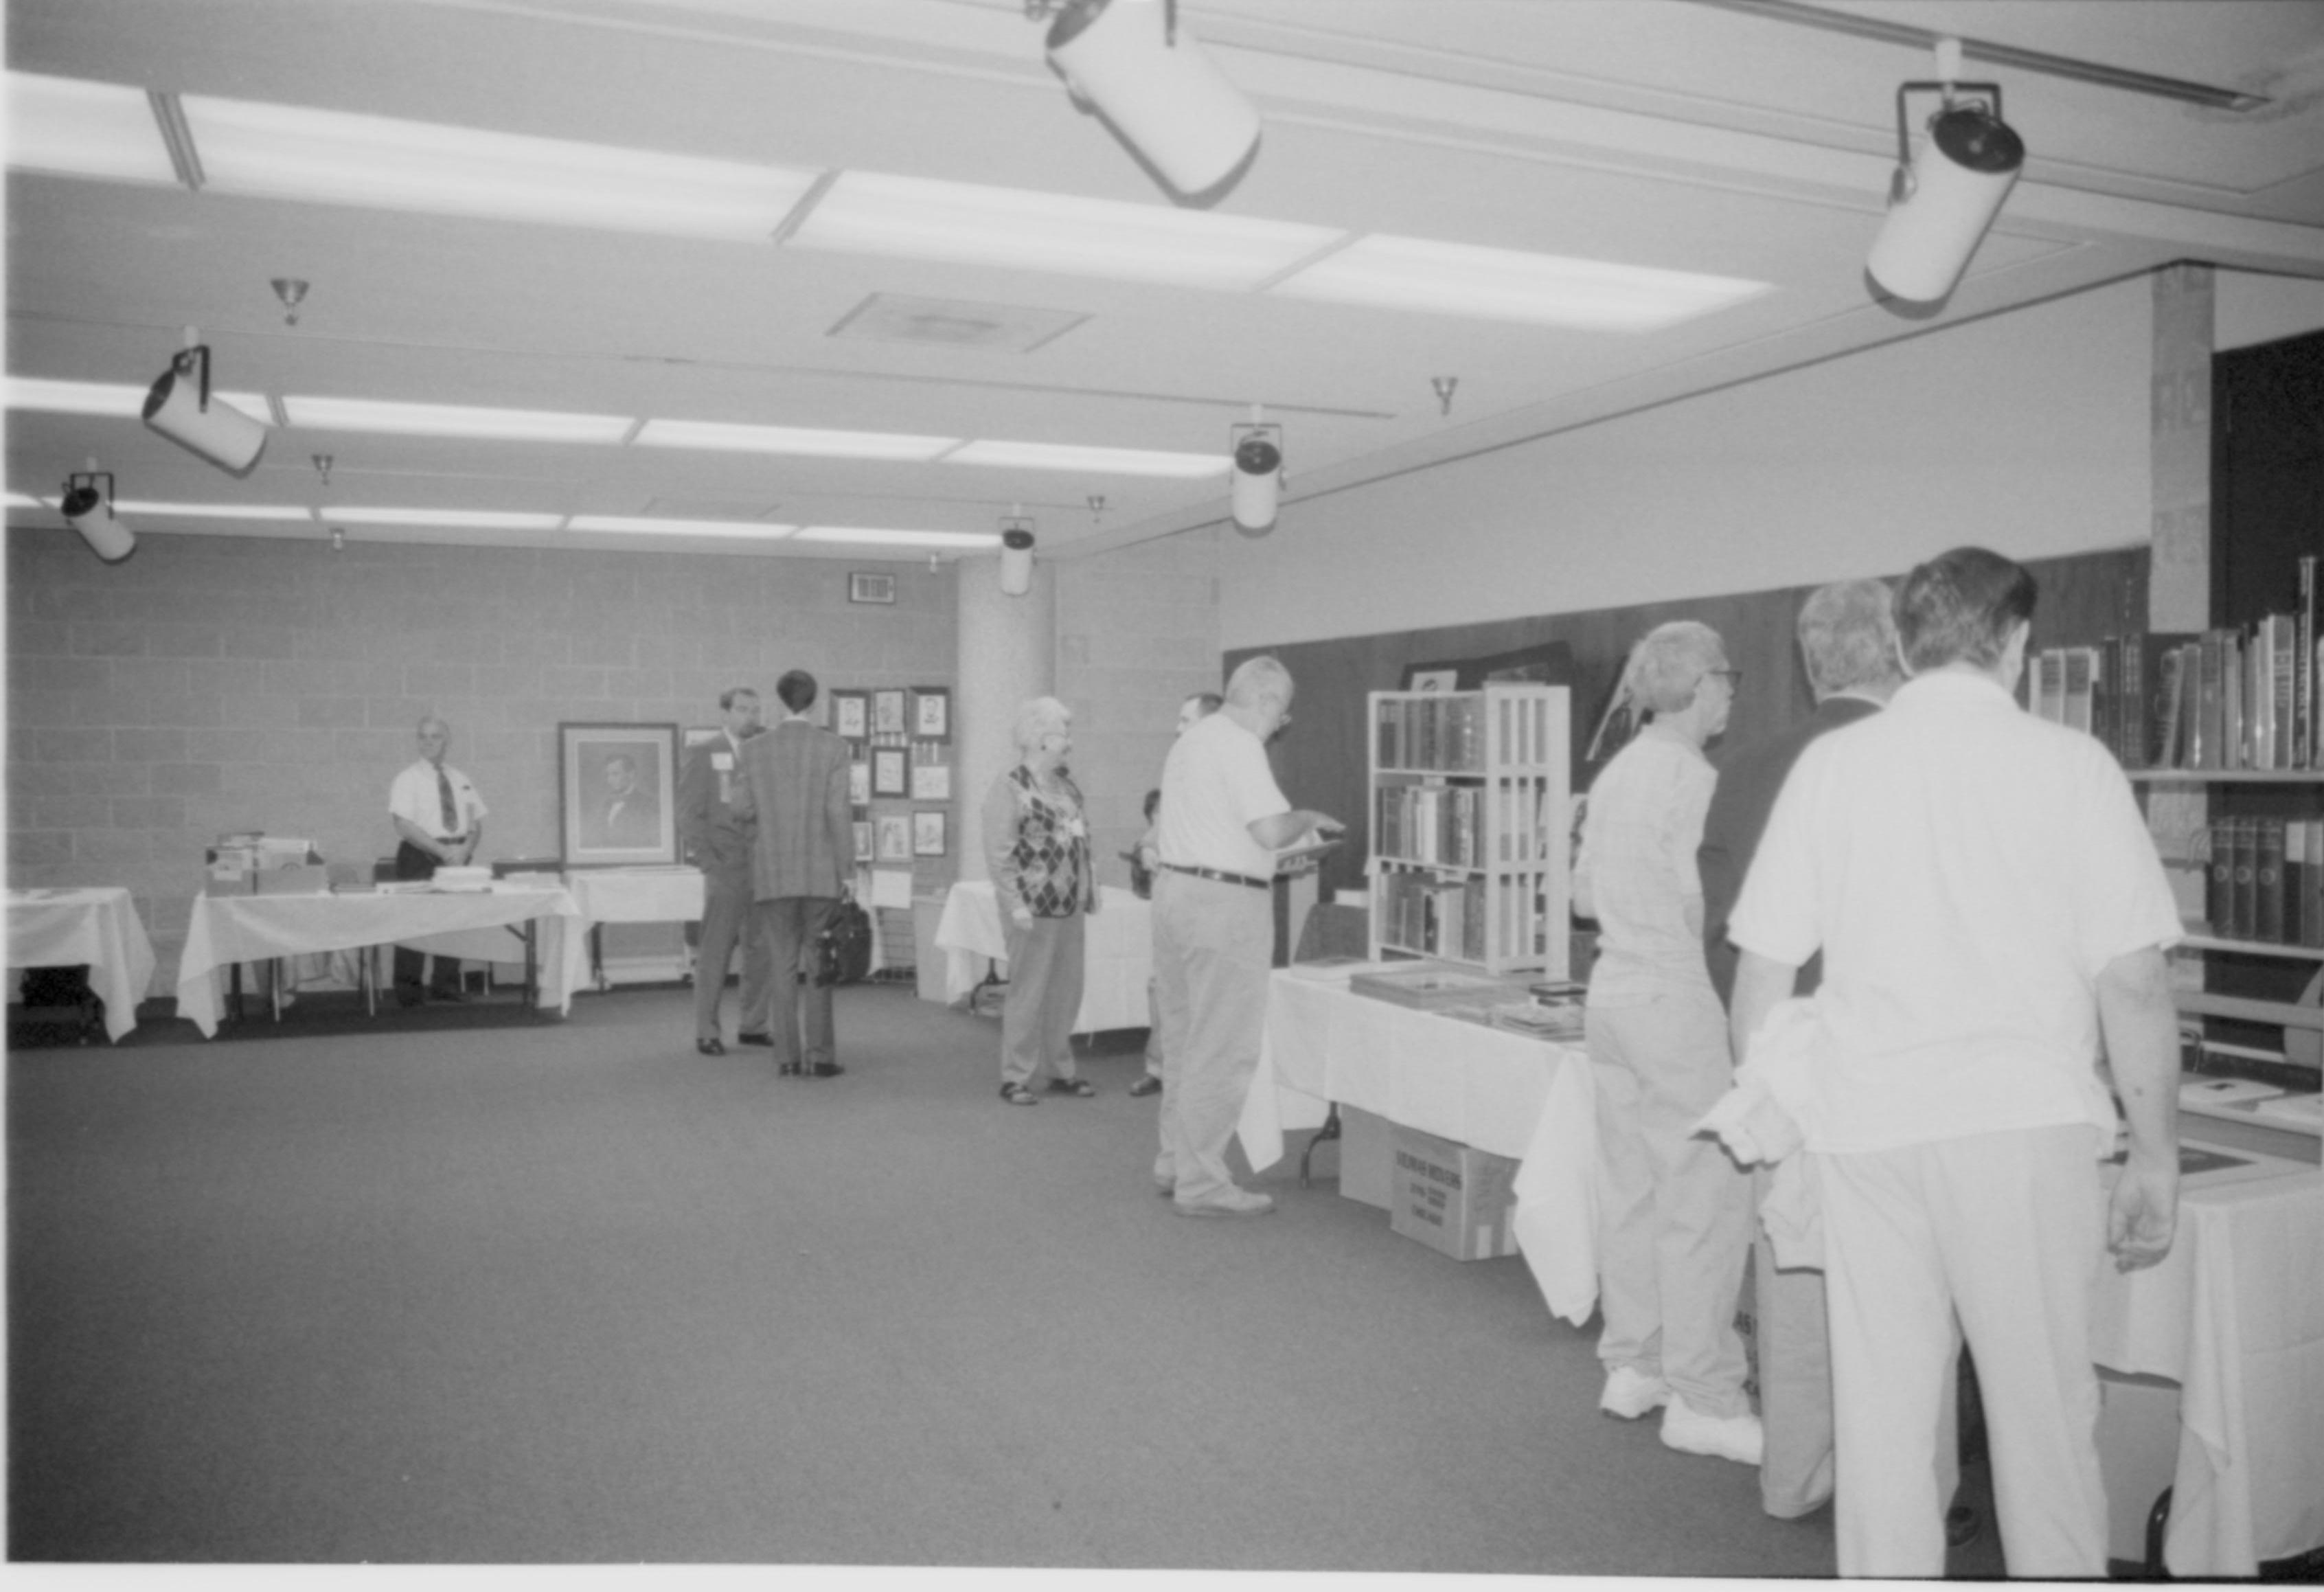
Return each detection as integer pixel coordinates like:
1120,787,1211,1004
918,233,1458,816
832,690,869,740
912,810,946,857
848,571,896,605
910,687,950,741
853,820,874,863
559,721,680,867
876,814,912,862
909,761,950,802
872,688,907,735
848,760,872,808
871,746,909,797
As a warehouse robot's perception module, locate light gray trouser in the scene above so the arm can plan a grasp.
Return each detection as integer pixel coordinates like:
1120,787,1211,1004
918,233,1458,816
999,910,1085,1087
1150,870,1271,1204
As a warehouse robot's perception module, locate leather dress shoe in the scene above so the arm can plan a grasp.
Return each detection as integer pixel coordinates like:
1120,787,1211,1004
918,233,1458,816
736,1031,772,1047
778,1061,801,1077
696,1037,725,1056
802,1061,845,1078
431,988,469,1005
1128,1074,1163,1098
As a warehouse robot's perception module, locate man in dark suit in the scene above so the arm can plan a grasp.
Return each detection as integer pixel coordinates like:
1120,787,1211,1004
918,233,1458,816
679,687,766,1056
591,753,659,850
1698,577,1900,1523
731,669,855,1079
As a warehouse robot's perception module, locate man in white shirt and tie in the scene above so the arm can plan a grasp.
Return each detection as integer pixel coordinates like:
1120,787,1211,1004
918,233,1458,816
387,715,488,1005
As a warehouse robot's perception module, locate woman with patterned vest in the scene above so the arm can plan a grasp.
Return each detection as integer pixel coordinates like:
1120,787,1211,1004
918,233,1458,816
980,696,1103,1105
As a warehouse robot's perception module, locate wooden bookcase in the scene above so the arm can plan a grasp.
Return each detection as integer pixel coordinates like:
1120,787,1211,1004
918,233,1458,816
1366,684,1569,977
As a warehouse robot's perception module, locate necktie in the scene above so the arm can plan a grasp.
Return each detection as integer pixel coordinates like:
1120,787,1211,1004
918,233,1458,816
437,768,459,834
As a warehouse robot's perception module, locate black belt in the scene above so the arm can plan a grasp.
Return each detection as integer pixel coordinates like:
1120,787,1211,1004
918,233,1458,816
1161,863,1271,891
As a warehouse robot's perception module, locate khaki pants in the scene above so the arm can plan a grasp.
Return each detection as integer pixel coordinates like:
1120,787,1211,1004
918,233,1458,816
1586,992,1755,1420
1817,1126,2107,1578
1150,870,1271,1205
999,911,1084,1087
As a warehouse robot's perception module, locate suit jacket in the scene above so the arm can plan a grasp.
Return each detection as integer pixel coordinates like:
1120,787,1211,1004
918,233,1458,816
678,731,753,881
593,790,659,850
731,716,854,902
1698,694,1881,1007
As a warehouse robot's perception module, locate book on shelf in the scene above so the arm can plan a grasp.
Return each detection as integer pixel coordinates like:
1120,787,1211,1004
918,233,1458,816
2061,646,2096,736
2255,817,2286,946
2299,554,2316,770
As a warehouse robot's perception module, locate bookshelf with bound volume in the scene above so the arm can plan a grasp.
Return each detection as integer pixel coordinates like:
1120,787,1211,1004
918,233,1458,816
1367,684,1569,978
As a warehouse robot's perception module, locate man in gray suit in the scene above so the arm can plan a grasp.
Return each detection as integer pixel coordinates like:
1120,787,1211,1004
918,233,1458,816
679,685,767,1056
731,669,856,1079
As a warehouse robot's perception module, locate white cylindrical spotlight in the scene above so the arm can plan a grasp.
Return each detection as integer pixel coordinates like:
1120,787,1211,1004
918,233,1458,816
60,473,135,563
1046,0,1261,198
1000,521,1036,597
1867,93,2024,305
1230,422,1281,538
143,344,269,473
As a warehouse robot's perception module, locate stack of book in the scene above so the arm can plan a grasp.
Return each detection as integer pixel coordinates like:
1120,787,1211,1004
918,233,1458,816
1376,871,1487,961
2198,816,2324,946
1375,694,1485,772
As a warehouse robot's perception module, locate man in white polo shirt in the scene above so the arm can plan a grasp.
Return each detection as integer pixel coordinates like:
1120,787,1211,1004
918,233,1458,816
1728,545,2183,1578
1151,656,1342,1218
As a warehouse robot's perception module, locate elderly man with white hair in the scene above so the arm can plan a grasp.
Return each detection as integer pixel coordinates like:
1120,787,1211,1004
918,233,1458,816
981,696,1102,1106
1573,619,1761,1464
1151,656,1342,1218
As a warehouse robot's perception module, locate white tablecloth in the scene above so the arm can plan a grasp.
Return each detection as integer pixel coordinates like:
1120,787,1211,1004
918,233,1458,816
933,881,1151,1035
6,887,157,1041
1238,972,1599,1326
565,867,705,926
2091,1153,2324,1576
176,889,588,1038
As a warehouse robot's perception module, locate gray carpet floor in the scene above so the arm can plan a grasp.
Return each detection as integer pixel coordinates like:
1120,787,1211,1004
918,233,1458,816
9,982,1847,1576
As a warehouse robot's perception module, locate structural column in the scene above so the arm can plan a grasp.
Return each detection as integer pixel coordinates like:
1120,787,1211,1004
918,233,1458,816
955,553,1055,883
2150,264,2213,934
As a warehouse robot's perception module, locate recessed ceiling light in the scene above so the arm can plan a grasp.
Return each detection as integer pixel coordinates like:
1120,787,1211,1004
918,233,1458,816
1271,235,1771,331
3,72,177,185
793,527,1002,549
331,507,564,530
790,172,1342,292
114,501,313,521
282,395,633,444
633,420,959,461
566,516,796,539
181,94,822,240
944,440,1228,477
8,376,271,418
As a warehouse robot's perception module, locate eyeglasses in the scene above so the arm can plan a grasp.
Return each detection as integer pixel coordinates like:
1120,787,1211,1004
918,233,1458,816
1707,669,1742,690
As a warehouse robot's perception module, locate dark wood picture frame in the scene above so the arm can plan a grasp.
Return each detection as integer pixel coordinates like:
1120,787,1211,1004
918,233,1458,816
910,686,950,742
559,721,681,867
871,745,909,797
832,690,869,740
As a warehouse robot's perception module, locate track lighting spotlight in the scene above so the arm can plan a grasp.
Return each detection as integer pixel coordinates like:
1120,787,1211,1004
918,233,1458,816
1866,67,2024,306
1000,516,1036,597
143,339,269,473
1230,420,1282,538
60,469,134,563
1042,0,1261,199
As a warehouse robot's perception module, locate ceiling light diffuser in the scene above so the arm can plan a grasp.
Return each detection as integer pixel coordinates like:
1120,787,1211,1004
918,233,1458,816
633,420,958,460
330,507,564,530
944,440,1228,477
282,395,633,443
790,172,1340,292
181,94,821,240
3,72,177,185
8,376,271,418
793,527,1001,549
115,501,312,520
566,516,796,539
1272,235,1770,331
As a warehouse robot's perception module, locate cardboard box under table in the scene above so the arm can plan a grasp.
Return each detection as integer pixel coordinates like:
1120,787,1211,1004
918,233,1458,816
1389,1123,1521,1260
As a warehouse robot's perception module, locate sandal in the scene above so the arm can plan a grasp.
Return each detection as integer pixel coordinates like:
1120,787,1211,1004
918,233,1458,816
1045,1078,1097,1098
999,1082,1038,1106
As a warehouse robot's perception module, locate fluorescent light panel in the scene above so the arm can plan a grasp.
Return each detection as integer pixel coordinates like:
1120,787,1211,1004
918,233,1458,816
793,527,1000,549
791,172,1341,293
115,501,312,521
8,376,271,418
633,419,957,460
944,439,1226,477
282,394,633,443
4,72,177,185
567,516,795,540
6,492,54,508
332,507,563,530
180,95,821,240
1273,235,1770,331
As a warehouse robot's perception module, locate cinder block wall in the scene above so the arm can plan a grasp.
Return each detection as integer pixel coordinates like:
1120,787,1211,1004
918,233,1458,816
1053,527,1221,888
5,530,957,998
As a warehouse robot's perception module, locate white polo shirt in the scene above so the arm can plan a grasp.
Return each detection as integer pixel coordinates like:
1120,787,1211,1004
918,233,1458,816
1157,712,1288,881
1729,670,2182,1152
388,758,488,841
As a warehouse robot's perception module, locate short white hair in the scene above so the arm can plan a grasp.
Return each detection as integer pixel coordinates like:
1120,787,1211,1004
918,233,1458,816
1012,696,1072,755
1619,622,1725,714
1224,655,1292,709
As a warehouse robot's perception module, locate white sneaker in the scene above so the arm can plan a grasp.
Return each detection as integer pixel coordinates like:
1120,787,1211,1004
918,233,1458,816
1599,1365,1670,1420
1660,1400,1764,1465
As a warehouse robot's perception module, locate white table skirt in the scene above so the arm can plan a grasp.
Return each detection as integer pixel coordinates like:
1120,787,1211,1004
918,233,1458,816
6,887,157,1041
1238,972,1599,1326
176,889,588,1037
564,867,706,926
933,881,1151,1035
2090,1154,2323,1576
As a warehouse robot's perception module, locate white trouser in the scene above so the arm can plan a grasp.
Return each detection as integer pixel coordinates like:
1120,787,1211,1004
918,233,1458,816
1816,1124,2108,1579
